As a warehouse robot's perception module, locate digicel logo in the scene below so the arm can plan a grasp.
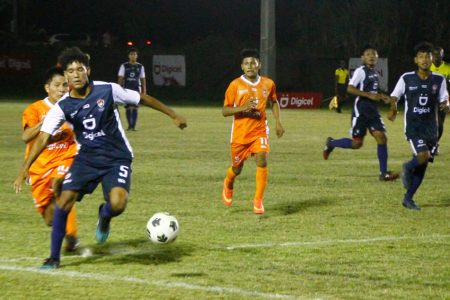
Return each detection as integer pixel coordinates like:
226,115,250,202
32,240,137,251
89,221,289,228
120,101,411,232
277,92,322,109
153,64,182,75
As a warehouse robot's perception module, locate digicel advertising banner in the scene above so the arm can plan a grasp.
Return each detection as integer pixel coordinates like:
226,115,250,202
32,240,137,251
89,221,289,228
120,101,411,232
277,92,322,109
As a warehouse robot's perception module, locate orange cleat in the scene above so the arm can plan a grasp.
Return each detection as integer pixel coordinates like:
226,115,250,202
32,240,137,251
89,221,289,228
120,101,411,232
222,179,233,207
253,199,265,214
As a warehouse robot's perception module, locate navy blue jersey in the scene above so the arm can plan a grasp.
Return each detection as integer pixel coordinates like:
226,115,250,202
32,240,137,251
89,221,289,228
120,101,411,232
349,65,381,118
118,62,145,92
41,81,141,166
391,71,449,140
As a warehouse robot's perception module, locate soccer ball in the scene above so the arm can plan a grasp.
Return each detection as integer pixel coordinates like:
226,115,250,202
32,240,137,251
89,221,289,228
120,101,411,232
146,212,179,244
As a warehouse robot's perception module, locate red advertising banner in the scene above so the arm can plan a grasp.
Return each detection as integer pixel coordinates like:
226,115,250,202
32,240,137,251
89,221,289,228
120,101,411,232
0,55,32,74
277,92,322,109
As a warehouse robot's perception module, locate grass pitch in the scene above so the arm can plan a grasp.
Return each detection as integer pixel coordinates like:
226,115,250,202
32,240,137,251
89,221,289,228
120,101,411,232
0,102,449,299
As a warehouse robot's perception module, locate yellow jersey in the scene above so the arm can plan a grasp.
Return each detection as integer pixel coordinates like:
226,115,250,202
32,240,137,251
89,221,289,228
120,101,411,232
335,68,349,84
431,61,450,80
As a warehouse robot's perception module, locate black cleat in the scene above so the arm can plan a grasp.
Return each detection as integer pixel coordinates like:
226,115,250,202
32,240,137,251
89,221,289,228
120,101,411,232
379,171,400,181
40,257,60,270
402,198,421,210
64,235,80,252
323,137,334,160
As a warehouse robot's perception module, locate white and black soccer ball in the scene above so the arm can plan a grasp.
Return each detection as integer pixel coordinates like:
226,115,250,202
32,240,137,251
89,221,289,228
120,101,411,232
146,212,179,244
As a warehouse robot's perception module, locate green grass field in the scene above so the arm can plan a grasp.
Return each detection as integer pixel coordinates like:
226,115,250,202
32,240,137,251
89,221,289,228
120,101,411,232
0,102,449,300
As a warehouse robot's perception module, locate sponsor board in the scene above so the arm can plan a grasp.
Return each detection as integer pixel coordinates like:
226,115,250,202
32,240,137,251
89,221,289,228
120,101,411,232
152,55,186,86
0,55,32,73
277,92,322,109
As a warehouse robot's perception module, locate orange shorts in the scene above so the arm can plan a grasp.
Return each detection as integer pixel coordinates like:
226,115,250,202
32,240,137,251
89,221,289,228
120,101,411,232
230,137,270,167
28,161,72,215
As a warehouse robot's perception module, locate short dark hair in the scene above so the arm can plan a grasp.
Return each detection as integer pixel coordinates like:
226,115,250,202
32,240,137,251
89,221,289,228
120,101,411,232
128,47,138,54
413,42,433,56
240,48,260,61
45,66,64,84
432,45,443,53
360,44,377,55
57,47,90,70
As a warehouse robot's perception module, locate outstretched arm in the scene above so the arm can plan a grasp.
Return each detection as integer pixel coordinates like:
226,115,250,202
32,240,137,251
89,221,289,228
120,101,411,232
14,132,51,193
271,100,285,138
139,93,187,129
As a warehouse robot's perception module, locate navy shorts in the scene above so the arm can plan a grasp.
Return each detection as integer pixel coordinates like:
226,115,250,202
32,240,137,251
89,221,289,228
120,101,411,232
351,115,386,138
62,159,132,201
407,137,437,157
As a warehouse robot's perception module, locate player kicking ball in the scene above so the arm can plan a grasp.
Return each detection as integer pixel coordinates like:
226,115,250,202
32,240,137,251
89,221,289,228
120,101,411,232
14,47,187,269
388,42,449,210
221,49,285,214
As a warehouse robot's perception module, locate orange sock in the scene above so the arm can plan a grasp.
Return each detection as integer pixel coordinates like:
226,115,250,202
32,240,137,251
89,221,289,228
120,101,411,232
65,206,78,237
225,167,237,189
254,166,268,201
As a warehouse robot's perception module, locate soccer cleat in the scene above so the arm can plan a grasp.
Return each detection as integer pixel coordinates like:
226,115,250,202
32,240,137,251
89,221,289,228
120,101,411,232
401,163,413,190
64,235,80,252
323,137,334,160
402,198,421,210
253,199,265,214
379,171,400,181
40,257,60,270
222,179,233,207
95,204,111,244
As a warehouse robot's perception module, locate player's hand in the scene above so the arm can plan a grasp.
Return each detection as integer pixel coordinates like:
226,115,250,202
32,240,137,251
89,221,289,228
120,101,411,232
387,109,397,122
380,94,391,104
439,102,450,113
276,122,285,138
13,170,27,193
51,177,64,197
173,115,187,129
243,99,258,112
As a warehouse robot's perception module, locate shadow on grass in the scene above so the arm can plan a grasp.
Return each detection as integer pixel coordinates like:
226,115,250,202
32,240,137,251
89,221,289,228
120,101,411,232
421,197,450,208
62,238,195,268
271,198,335,216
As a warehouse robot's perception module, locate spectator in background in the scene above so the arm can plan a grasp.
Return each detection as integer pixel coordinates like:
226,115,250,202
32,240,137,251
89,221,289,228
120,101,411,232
118,47,146,131
102,32,112,48
430,46,450,154
334,60,349,113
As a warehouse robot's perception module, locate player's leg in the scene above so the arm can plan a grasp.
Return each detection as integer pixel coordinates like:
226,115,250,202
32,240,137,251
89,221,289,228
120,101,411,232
125,104,133,130
253,151,268,214
131,105,138,130
436,110,446,154
96,162,132,243
222,144,245,206
371,130,398,181
323,116,365,160
401,139,431,210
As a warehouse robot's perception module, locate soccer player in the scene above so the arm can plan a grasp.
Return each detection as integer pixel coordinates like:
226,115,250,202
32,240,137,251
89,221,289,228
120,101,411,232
323,45,399,181
430,46,450,153
117,47,146,131
334,60,349,113
221,48,285,214
21,67,79,252
13,47,187,269
388,42,449,210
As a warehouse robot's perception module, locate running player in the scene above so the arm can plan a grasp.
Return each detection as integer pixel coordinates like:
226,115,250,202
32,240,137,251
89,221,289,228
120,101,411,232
430,46,450,154
21,67,79,252
221,48,285,214
14,47,187,269
323,45,399,181
388,42,449,210
117,47,146,131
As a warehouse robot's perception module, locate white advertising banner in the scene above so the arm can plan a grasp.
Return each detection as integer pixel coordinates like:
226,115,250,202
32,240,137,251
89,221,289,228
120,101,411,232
348,57,388,91
152,55,186,86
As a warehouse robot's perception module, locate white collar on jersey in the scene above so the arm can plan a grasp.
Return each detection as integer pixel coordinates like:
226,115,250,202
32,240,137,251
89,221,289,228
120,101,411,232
43,97,54,108
240,74,261,86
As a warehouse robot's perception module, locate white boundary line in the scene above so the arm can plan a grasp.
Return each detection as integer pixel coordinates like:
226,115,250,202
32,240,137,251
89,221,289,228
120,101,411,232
223,234,450,250
0,265,306,300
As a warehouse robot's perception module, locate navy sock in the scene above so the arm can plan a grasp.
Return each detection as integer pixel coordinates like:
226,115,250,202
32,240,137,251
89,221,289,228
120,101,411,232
126,109,132,128
50,206,69,260
377,144,388,175
131,109,138,128
405,164,427,200
329,138,353,149
405,156,420,172
100,202,122,219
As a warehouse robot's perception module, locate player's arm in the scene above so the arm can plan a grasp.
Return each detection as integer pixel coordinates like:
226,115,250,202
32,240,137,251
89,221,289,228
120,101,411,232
347,85,385,102
22,120,44,143
270,100,285,138
140,77,147,95
139,93,187,129
222,99,257,117
117,64,125,87
14,132,51,193
117,76,124,87
438,78,449,112
387,96,398,122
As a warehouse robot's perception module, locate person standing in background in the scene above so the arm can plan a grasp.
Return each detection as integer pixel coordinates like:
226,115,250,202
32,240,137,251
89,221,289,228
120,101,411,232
118,47,146,131
334,60,349,113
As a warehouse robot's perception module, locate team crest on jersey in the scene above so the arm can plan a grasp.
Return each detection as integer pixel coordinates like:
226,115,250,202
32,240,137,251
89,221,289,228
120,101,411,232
432,84,438,94
97,99,105,111
262,88,267,97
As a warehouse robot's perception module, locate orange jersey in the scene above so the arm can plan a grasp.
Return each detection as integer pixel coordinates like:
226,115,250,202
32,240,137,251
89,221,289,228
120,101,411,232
22,98,77,176
224,75,277,144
